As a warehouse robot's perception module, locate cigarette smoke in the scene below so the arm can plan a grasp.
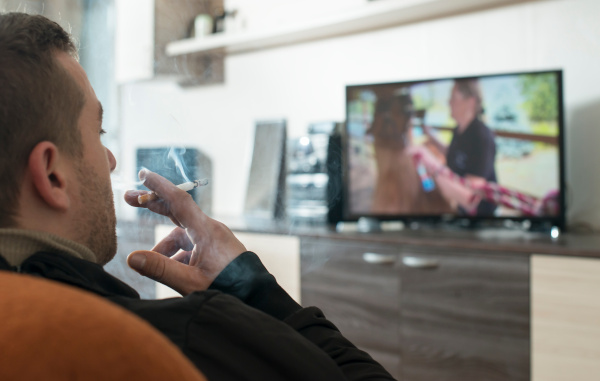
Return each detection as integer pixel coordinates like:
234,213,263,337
111,174,144,190
168,147,192,183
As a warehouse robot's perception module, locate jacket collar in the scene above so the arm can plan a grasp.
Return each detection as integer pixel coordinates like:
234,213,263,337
9,250,140,299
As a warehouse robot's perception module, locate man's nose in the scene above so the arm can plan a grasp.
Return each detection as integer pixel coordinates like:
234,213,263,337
107,147,117,172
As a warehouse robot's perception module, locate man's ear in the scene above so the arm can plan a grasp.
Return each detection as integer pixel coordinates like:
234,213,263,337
28,142,71,211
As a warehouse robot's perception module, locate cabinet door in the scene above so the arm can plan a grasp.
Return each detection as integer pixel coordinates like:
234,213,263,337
400,247,530,381
301,237,401,379
233,232,300,303
532,255,600,381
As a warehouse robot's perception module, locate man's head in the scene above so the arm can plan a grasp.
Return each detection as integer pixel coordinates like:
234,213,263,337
0,13,117,265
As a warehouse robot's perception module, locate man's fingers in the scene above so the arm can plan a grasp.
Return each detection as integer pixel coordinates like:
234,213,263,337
171,250,192,265
127,250,206,295
123,190,146,207
139,169,185,201
123,189,178,219
139,170,206,229
152,227,193,257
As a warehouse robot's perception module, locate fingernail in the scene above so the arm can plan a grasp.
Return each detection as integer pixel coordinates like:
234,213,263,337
139,168,149,182
129,253,146,271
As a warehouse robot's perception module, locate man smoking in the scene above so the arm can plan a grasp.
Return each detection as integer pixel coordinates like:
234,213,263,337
0,12,394,381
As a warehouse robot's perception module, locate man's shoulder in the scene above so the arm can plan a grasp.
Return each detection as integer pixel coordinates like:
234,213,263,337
113,290,276,326
0,255,12,270
19,251,140,298
115,291,349,381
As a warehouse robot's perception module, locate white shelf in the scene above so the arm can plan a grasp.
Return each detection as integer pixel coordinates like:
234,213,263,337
166,0,523,56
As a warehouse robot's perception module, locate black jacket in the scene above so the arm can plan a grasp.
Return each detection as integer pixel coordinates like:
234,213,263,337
0,251,395,381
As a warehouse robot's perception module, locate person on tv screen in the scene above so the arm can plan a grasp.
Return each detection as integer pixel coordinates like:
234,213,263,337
412,78,498,216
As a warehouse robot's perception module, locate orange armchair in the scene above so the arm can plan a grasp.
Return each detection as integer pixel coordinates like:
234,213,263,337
0,271,207,381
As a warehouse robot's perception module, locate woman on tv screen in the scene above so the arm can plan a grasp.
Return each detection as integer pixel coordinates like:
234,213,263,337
417,78,498,216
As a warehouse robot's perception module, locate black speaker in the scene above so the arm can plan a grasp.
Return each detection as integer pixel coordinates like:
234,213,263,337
326,123,345,224
136,147,212,219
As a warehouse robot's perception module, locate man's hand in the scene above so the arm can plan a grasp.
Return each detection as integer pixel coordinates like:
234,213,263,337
123,170,246,295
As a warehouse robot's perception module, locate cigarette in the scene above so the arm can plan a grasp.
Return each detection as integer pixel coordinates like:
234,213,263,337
138,178,209,205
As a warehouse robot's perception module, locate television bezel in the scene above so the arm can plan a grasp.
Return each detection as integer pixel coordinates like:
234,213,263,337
342,69,566,230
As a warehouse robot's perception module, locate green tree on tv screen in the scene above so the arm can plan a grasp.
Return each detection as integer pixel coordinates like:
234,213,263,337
518,73,559,122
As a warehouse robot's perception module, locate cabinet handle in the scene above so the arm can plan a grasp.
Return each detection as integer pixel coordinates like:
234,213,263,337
362,252,396,265
402,256,439,269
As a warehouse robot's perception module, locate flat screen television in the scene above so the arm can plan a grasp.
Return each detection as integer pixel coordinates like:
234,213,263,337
344,70,565,230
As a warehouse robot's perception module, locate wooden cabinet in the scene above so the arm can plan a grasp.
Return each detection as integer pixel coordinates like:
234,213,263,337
301,236,530,381
115,0,224,84
531,255,600,381
301,237,401,378
233,232,300,303
400,246,530,381
164,217,600,380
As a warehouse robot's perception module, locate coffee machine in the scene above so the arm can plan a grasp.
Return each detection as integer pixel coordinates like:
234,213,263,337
286,122,343,224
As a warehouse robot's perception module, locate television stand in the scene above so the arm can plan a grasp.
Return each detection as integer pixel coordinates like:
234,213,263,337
335,217,562,238
335,218,408,233
356,217,382,233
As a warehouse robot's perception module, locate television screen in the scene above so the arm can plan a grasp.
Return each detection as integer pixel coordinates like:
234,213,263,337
344,70,565,228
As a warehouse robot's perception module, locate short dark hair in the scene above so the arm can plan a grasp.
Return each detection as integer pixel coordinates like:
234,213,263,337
0,12,85,227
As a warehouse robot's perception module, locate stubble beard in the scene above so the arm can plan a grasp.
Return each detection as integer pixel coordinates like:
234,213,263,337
74,161,117,266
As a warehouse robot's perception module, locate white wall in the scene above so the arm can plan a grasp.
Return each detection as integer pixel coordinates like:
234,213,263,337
224,0,366,32
118,0,600,230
